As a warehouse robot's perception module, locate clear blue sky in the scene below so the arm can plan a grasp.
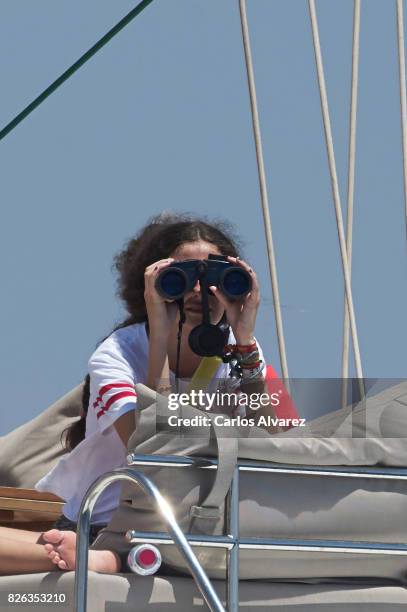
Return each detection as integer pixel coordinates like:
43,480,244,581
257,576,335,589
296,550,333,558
1,0,406,434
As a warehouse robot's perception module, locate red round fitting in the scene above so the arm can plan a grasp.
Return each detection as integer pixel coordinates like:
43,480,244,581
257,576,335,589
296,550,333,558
127,544,162,575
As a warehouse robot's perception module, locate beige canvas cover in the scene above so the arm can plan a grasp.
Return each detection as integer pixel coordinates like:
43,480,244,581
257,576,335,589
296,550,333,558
2,382,407,586
1,571,407,612
92,383,407,581
0,385,83,489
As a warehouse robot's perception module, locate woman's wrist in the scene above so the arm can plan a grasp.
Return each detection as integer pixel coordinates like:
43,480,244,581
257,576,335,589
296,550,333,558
147,333,170,390
147,357,170,391
234,333,256,347
149,329,171,344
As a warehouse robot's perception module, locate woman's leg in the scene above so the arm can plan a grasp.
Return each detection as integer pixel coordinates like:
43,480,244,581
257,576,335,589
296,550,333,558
0,536,57,575
0,526,44,544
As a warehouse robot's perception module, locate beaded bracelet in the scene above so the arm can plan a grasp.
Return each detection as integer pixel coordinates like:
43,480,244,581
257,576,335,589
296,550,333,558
235,341,257,353
225,341,257,355
241,361,265,381
239,350,260,364
241,360,262,369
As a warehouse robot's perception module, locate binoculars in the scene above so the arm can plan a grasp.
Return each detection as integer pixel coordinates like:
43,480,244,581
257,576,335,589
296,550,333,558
155,255,252,301
154,255,252,357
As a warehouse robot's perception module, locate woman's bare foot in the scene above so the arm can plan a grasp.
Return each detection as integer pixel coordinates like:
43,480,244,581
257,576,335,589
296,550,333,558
42,529,121,573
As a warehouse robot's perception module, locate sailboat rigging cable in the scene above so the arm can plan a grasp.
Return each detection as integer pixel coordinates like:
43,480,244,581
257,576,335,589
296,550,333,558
0,0,154,142
238,0,290,384
1,1,404,389
341,0,361,407
308,0,365,393
397,0,407,240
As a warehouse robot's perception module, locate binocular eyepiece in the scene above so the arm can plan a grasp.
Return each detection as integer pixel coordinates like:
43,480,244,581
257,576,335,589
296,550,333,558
155,255,252,301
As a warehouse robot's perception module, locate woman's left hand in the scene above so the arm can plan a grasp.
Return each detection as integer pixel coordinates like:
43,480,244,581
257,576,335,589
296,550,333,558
209,256,260,345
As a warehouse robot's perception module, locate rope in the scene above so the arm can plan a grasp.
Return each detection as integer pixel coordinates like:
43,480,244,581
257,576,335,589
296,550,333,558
0,0,154,142
308,0,364,393
238,0,290,384
397,0,407,239
341,0,361,408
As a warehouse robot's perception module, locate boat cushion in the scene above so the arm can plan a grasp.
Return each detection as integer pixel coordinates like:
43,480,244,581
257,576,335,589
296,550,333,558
1,572,407,611
0,385,83,489
90,382,407,581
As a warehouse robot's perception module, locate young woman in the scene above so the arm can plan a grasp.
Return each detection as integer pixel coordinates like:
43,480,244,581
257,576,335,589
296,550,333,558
0,212,279,575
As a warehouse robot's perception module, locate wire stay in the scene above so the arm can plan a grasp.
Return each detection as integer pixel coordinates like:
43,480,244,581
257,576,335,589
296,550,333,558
0,0,154,142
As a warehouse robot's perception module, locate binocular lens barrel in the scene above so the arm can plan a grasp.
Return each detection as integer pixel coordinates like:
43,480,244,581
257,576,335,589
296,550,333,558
156,263,251,300
221,269,251,298
157,269,188,300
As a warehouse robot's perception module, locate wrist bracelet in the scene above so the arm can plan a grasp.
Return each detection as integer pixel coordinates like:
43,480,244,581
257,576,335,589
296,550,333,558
240,350,260,364
235,341,257,353
241,360,262,369
225,341,257,355
241,361,265,380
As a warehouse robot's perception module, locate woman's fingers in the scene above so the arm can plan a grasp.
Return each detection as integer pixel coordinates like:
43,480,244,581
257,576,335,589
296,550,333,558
144,258,175,299
217,257,260,342
227,256,260,308
144,258,174,282
209,285,231,308
145,257,174,273
227,256,259,292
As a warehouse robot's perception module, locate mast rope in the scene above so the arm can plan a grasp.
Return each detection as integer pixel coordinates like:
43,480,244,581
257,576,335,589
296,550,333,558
341,0,361,407
0,0,154,142
238,0,290,383
397,0,407,239
308,0,364,394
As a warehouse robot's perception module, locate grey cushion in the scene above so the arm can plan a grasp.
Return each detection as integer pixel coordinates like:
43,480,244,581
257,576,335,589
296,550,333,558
0,385,83,488
1,572,407,611
92,382,407,581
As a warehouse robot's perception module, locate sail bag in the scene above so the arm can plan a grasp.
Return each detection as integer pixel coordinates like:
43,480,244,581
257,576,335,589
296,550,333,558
92,382,407,583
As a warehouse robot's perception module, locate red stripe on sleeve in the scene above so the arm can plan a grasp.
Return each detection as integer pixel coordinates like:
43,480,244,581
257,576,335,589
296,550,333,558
93,382,135,410
96,390,138,419
99,382,135,397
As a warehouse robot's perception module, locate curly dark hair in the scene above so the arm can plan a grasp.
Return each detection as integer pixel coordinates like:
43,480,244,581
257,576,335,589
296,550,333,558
63,212,243,451
114,211,242,323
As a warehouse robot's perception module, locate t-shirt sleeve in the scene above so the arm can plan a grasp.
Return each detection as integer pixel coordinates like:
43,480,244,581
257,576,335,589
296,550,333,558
88,336,139,433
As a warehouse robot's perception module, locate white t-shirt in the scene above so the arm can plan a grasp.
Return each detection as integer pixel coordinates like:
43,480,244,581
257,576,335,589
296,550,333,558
36,323,264,524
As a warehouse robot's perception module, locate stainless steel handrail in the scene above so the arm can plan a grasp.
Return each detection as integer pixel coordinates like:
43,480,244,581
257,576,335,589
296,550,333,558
226,466,239,611
73,467,226,612
127,453,407,479
125,531,407,555
127,454,407,557
74,455,407,612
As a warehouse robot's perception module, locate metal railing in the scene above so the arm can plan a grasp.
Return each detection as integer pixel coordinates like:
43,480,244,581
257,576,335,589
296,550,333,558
73,467,226,612
74,454,407,612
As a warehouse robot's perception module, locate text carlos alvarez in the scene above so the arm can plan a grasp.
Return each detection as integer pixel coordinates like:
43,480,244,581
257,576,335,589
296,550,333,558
167,414,306,428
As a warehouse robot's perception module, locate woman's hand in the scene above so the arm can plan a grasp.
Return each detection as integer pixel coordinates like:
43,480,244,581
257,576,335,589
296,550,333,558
144,258,179,339
209,256,260,345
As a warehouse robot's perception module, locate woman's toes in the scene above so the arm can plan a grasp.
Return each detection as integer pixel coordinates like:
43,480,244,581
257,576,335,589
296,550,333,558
54,554,62,565
58,559,68,570
50,552,60,565
42,529,64,545
45,547,57,561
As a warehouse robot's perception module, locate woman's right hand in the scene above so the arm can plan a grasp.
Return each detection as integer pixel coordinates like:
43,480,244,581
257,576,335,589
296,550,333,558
144,258,179,339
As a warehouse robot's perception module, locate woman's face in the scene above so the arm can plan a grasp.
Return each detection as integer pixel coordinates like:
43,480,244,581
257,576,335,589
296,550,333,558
170,240,226,326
